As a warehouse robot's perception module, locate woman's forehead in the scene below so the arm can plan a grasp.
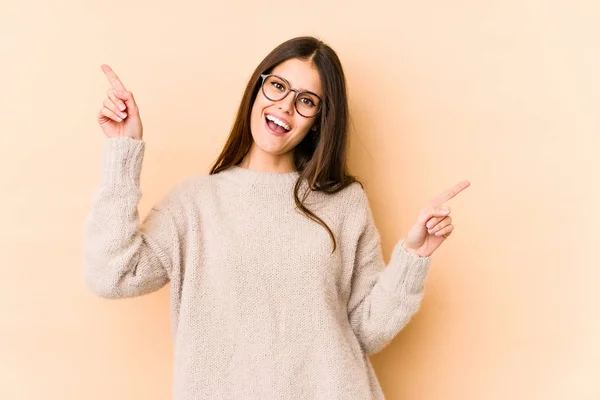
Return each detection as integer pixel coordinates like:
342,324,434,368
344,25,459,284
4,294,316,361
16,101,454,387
271,58,322,96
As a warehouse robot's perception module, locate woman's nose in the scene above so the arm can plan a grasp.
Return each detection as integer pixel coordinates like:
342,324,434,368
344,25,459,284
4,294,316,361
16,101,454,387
277,91,296,115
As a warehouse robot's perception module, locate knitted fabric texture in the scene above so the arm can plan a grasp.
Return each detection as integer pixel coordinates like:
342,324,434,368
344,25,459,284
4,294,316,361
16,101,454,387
83,136,432,400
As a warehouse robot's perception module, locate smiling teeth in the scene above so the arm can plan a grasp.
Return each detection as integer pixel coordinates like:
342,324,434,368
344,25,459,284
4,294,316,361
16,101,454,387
266,114,290,131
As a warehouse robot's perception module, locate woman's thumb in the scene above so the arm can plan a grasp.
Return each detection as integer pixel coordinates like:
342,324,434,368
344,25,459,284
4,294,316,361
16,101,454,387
114,90,138,114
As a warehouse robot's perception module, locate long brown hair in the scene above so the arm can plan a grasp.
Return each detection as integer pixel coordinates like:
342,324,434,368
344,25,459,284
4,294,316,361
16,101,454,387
210,36,362,254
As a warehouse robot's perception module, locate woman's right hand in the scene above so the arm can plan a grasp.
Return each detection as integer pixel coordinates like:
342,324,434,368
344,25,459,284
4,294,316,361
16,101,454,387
97,64,143,140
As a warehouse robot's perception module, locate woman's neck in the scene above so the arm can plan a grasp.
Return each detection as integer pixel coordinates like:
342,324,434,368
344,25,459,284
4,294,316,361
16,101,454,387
239,146,297,173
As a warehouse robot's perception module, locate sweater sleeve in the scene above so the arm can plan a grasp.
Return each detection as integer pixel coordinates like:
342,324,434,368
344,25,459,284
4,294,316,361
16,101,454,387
346,188,432,355
82,137,185,299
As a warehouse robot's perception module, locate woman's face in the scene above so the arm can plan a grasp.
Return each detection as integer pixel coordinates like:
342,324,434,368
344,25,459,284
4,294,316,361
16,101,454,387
249,58,322,162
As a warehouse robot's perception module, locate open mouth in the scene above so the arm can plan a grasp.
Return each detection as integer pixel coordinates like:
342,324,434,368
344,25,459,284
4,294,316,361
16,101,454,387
265,114,291,135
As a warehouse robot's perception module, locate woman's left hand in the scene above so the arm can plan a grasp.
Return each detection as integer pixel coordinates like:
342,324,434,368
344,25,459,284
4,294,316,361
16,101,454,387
402,180,471,257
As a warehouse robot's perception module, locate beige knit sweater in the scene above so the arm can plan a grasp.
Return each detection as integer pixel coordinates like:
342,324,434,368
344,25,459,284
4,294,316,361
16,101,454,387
83,136,433,399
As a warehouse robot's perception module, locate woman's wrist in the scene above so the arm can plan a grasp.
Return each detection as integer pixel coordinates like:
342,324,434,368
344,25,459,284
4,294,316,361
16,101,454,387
402,241,430,258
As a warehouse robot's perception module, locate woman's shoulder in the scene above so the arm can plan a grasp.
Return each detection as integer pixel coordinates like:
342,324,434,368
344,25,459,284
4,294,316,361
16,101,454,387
156,172,218,205
302,180,369,226
325,180,368,210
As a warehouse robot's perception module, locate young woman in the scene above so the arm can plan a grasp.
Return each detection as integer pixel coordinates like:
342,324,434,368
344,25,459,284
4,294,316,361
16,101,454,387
84,36,470,399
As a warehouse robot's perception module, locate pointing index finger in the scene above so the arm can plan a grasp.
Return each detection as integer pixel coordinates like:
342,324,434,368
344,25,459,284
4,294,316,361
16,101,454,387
101,64,127,92
427,180,471,208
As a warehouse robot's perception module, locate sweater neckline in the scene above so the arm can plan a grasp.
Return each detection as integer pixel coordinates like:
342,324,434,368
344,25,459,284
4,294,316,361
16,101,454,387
225,165,300,185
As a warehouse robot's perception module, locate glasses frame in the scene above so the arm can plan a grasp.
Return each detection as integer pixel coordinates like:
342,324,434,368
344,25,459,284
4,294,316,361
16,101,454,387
260,73,323,118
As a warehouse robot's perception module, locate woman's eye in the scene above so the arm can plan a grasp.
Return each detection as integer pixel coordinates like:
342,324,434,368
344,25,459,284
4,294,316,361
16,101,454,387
272,82,285,91
300,97,315,107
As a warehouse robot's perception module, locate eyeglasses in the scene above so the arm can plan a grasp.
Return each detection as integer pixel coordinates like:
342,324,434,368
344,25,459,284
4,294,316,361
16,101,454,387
260,74,322,118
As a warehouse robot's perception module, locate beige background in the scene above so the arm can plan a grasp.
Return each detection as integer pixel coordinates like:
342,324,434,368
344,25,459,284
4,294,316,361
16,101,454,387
1,0,598,399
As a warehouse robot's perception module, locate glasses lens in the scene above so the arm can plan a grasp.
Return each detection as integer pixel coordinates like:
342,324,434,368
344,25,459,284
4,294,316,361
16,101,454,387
263,75,288,101
296,93,321,117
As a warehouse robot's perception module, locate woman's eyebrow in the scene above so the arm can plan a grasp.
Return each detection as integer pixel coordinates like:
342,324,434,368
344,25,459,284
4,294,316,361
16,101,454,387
281,75,320,95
